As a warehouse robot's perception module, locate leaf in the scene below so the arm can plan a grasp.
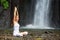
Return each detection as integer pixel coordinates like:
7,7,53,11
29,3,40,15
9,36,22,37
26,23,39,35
3,1,9,9
1,0,6,3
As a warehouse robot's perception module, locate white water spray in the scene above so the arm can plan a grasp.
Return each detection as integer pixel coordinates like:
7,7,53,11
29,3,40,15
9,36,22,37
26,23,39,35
21,0,54,29
34,0,50,28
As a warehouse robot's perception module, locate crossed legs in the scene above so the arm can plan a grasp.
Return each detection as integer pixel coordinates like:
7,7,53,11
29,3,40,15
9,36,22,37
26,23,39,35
13,31,28,37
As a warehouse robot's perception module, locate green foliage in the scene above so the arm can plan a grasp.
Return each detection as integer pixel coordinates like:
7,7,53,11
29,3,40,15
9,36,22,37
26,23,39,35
0,0,9,9
3,1,9,9
1,0,6,3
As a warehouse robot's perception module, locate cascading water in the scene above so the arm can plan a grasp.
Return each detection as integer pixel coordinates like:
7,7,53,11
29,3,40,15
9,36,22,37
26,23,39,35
21,0,54,29
33,0,54,29
34,0,51,29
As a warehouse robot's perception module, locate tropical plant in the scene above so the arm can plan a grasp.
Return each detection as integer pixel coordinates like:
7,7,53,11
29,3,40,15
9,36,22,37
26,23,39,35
0,0,9,9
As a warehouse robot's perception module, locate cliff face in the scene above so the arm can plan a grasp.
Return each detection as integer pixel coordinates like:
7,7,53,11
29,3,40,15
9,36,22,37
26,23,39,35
0,7,10,29
0,0,10,29
49,0,60,28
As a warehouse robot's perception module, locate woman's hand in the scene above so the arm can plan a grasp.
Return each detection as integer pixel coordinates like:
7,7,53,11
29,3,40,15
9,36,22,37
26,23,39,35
14,7,17,16
15,7,17,12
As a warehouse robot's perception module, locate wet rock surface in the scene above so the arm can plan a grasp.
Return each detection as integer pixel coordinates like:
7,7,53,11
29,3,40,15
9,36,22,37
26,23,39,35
0,29,60,40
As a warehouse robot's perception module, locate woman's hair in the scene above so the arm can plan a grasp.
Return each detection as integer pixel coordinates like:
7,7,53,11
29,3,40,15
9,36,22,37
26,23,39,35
10,0,19,27
10,6,19,27
10,6,16,27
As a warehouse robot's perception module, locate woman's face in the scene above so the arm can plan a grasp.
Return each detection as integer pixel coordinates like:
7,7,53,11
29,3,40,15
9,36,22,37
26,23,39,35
15,16,19,22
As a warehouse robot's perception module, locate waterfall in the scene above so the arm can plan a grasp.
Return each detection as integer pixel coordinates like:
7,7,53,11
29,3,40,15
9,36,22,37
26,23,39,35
33,0,53,29
21,0,54,29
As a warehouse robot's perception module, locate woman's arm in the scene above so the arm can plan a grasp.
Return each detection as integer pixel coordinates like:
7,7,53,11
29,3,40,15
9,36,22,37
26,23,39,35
13,7,17,22
13,7,19,22
14,7,17,16
16,8,19,16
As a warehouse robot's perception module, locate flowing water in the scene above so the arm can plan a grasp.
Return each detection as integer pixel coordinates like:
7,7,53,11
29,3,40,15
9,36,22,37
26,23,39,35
21,0,54,29
33,0,50,29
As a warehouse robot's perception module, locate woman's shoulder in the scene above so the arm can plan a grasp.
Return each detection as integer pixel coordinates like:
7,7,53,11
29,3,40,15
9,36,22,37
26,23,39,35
14,21,20,26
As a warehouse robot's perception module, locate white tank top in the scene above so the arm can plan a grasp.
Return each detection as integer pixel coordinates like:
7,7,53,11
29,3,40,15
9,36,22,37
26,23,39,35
13,22,20,35
13,22,28,36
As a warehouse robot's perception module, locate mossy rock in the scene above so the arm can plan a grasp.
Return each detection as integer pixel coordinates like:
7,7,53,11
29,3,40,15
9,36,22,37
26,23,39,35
35,37,43,40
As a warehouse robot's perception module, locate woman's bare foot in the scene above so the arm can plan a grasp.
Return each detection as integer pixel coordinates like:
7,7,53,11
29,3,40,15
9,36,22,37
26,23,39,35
20,31,28,36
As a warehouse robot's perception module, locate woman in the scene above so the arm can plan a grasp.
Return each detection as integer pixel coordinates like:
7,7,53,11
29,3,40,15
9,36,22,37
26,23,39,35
13,7,28,37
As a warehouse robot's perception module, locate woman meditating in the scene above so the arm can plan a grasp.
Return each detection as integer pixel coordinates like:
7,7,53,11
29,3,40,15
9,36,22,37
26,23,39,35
13,7,28,37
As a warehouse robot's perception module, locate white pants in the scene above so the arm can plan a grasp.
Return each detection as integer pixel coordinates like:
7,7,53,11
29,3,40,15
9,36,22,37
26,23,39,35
13,31,28,36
